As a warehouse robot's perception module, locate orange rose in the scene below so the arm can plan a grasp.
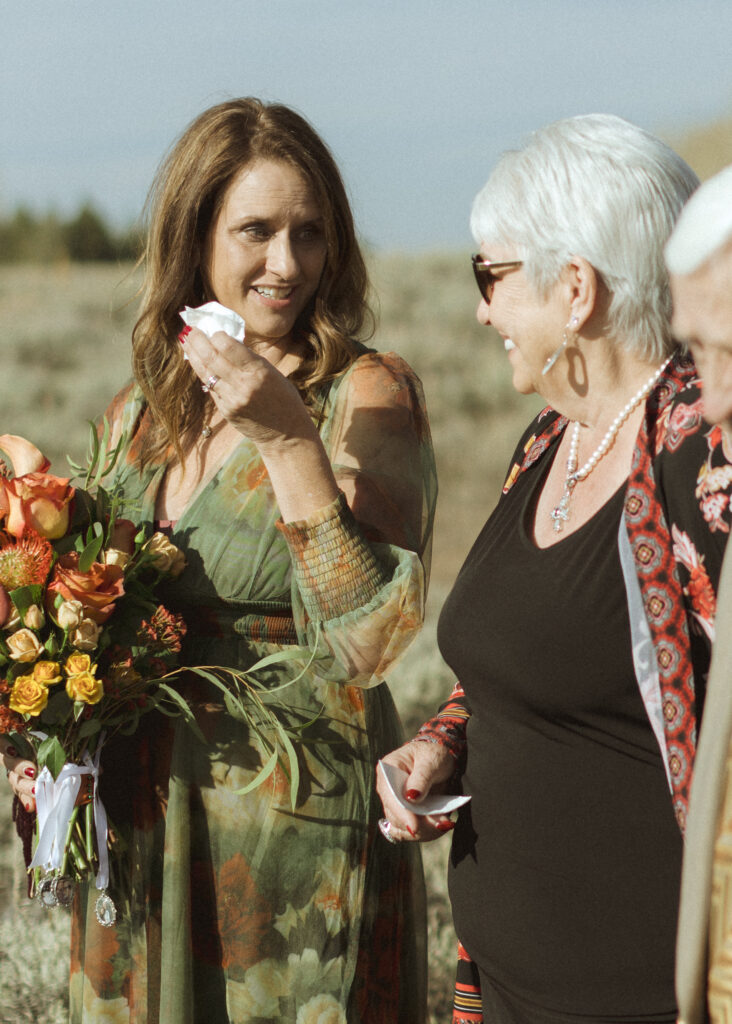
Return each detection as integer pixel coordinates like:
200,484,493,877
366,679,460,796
47,553,125,624
0,472,74,540
0,434,49,477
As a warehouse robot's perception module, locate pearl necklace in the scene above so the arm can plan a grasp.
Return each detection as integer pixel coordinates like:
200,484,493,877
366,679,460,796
550,356,672,533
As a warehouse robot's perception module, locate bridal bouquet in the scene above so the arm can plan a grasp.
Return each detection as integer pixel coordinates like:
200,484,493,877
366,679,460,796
0,427,191,924
0,427,309,925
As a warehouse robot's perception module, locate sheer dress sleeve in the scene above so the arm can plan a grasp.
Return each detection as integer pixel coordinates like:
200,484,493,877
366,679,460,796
277,350,437,688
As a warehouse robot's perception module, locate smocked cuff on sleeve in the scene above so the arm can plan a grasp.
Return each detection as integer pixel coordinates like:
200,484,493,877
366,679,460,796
277,492,389,621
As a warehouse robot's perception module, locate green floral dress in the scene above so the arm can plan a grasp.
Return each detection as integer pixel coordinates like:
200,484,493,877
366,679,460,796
69,348,437,1024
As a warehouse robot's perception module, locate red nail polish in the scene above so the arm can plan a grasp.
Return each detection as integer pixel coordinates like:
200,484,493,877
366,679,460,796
31,785,36,795
405,789,421,801
178,326,191,344
406,825,416,838
436,820,455,832
24,767,35,779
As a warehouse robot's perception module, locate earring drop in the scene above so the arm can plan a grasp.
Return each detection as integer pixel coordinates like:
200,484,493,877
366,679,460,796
541,314,579,377
542,332,569,376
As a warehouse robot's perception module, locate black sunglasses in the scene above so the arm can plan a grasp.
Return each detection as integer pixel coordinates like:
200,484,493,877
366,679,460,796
471,254,523,303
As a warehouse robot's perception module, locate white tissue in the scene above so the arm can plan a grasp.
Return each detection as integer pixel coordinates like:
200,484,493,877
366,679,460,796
179,301,246,342
377,761,471,816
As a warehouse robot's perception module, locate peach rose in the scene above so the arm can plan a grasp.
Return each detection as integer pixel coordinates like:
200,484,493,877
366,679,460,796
9,673,49,716
56,599,84,630
65,670,103,705
104,549,131,569
24,604,45,630
6,627,44,662
47,553,125,624
70,618,102,652
144,533,186,576
0,472,74,540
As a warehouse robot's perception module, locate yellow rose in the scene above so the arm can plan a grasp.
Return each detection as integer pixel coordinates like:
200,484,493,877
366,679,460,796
9,674,49,716
65,670,103,705
57,599,84,630
24,604,45,630
6,627,44,662
64,652,93,676
144,533,186,576
70,618,102,652
32,660,62,686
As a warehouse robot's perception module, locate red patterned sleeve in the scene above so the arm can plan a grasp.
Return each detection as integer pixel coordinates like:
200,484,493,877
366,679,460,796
416,680,470,760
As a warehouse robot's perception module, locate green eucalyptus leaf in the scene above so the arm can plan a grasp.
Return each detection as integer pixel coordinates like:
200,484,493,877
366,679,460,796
232,749,279,796
37,736,67,780
8,585,44,620
76,718,102,739
78,531,105,573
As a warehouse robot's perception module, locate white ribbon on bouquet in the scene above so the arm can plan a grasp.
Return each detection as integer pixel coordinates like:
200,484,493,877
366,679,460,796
29,745,110,890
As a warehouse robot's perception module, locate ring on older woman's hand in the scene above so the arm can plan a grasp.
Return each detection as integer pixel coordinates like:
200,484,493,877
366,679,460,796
201,374,219,394
378,817,398,844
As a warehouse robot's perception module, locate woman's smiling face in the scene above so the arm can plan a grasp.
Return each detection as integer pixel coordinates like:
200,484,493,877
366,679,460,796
475,244,569,397
203,158,328,351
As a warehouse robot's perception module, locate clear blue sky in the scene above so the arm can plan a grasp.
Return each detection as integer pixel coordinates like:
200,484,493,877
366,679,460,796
3,0,732,250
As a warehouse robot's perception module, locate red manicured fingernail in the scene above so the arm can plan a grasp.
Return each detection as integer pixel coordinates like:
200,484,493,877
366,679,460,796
436,820,455,832
406,789,421,801
178,326,192,343
406,825,416,838
31,785,36,795
24,767,36,778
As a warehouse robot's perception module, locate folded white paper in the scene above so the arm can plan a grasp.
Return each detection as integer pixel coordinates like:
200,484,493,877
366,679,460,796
179,301,246,342
377,760,471,816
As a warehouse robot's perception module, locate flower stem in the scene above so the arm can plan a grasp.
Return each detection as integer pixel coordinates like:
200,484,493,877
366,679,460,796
61,806,80,878
85,800,94,864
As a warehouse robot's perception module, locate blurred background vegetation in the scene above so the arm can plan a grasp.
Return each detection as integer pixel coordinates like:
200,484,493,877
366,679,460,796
0,204,141,265
0,112,730,1023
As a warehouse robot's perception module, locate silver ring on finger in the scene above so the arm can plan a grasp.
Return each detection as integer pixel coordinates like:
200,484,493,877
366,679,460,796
378,817,399,844
201,374,219,394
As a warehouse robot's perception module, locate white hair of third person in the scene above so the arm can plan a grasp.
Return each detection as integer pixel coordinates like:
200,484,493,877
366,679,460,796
665,163,732,431
471,113,700,361
665,163,732,274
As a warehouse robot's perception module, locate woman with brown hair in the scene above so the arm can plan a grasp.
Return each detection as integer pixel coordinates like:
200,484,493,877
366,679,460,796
3,98,436,1023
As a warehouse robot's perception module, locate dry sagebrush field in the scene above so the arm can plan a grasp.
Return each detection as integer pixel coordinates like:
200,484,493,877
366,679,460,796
0,256,539,1023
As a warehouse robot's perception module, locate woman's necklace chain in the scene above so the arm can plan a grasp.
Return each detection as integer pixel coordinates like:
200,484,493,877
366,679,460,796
550,356,672,533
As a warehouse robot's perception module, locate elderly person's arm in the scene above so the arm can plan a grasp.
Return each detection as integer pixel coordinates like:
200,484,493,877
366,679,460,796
376,680,470,841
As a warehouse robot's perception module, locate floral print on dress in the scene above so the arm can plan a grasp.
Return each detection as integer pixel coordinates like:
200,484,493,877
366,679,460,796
68,346,436,1024
672,525,717,641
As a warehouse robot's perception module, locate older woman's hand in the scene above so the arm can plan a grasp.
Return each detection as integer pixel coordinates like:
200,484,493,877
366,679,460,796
375,739,458,843
1,741,36,813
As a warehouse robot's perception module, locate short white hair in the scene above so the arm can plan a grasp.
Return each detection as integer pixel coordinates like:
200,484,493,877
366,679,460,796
665,164,732,275
470,114,699,361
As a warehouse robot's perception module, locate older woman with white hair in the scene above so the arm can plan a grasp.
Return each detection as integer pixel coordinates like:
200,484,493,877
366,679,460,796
377,115,732,1023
